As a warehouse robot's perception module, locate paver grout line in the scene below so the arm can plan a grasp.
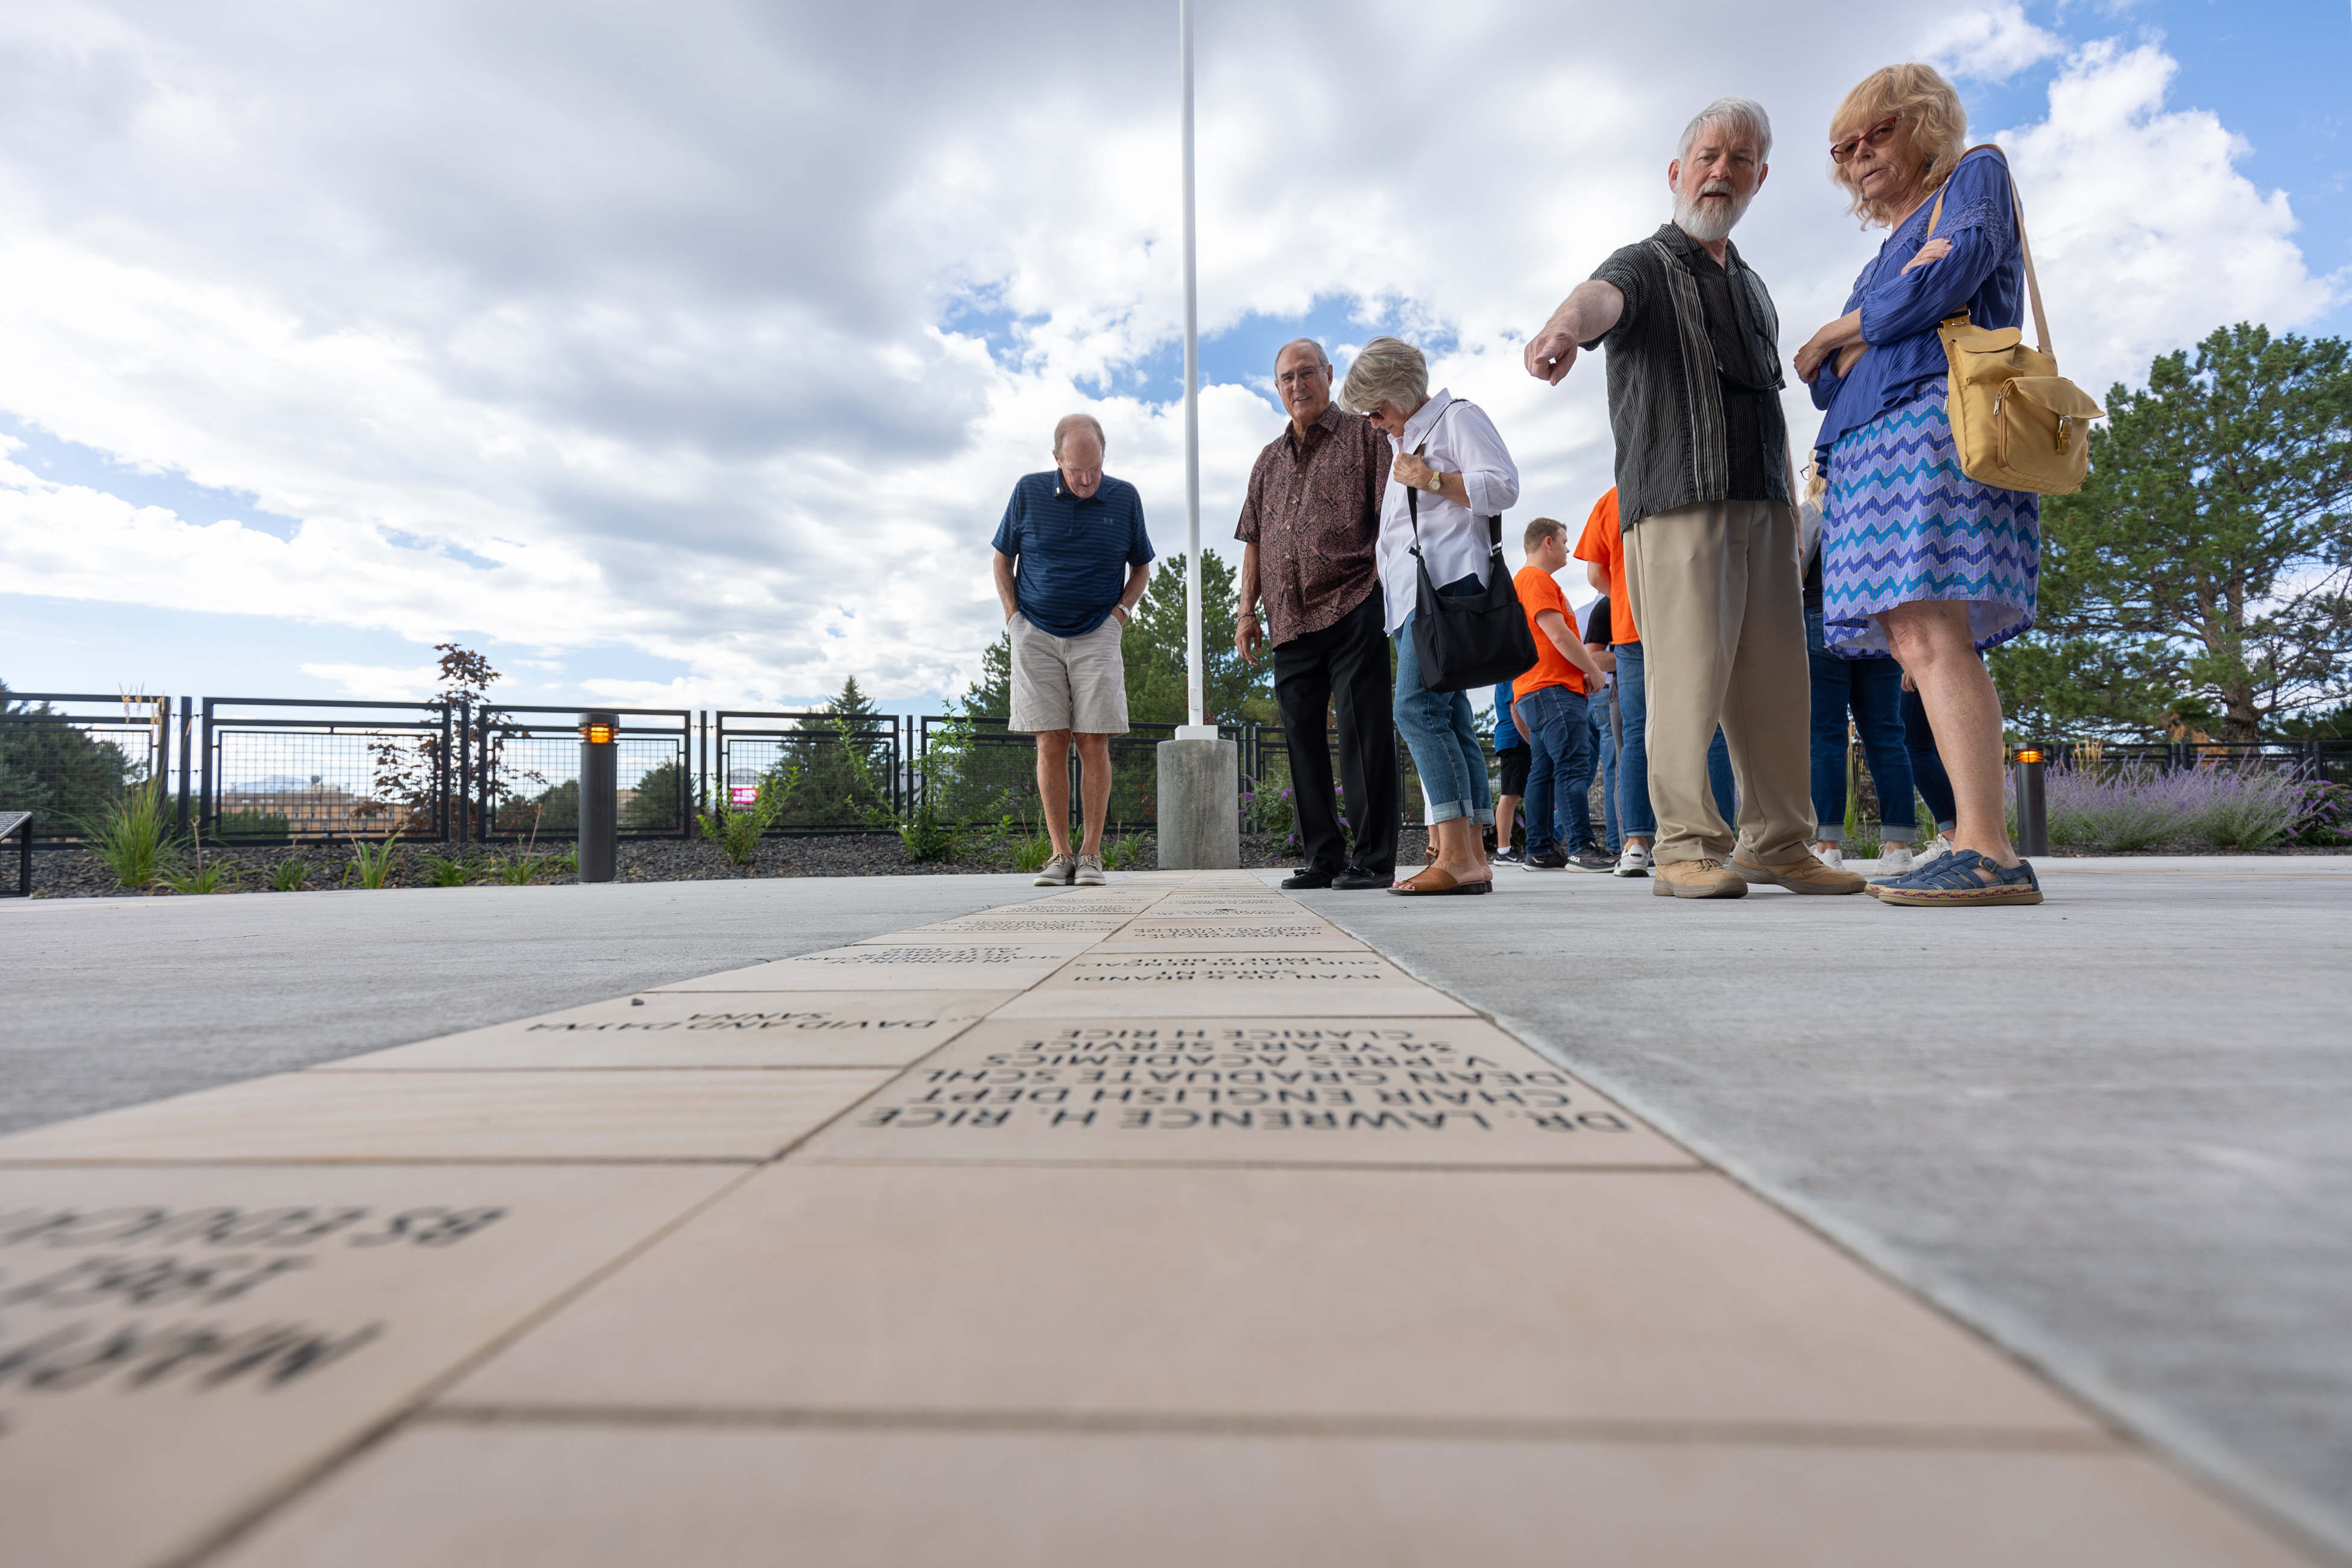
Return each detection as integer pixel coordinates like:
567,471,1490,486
783,1158,1709,1175
1287,872,2352,1568
0,1156,778,1168
409,1402,2125,1452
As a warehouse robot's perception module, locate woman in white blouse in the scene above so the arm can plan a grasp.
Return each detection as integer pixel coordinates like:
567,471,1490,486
1341,337,1522,895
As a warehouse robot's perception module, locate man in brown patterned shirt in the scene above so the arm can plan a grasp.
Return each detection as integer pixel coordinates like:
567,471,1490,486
1234,337,1398,890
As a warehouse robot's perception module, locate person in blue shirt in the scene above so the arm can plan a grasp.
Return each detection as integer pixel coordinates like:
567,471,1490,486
990,414,1154,887
1490,680,1526,862
1794,63,2043,908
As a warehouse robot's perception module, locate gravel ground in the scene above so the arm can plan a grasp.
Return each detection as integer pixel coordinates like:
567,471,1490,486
19,826,2331,898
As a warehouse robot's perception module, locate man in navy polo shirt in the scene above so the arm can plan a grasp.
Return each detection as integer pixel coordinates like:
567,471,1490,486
991,413,1154,887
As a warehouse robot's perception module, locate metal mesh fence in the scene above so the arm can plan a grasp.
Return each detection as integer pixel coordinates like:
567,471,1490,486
201,698,449,842
0,693,169,842
713,713,901,833
477,708,692,840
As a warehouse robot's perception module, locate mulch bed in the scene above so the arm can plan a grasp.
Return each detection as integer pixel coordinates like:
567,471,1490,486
19,830,1435,898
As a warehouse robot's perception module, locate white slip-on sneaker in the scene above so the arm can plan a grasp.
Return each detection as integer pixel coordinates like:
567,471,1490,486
1612,843,1652,877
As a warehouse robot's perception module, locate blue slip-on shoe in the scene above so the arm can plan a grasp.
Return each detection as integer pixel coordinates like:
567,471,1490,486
1871,849,2043,907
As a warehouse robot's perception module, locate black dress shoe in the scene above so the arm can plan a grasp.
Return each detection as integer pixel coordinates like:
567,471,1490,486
1281,868,1335,890
1331,869,1392,890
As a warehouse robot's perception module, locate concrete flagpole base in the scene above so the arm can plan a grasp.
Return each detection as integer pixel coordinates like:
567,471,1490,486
1156,729,1238,870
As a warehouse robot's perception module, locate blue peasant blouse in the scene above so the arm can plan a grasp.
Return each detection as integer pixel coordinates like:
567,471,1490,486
1807,147,2026,464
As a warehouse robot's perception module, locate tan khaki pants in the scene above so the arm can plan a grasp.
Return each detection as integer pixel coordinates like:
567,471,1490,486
1622,498,1815,867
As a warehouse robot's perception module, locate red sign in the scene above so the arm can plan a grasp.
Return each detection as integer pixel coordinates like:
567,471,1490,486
729,785,759,807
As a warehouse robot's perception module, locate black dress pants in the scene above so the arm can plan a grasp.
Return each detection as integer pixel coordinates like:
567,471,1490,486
1272,590,1399,877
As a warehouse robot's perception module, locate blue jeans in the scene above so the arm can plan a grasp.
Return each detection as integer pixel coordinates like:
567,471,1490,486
1593,689,1621,855
1809,609,1915,842
1393,599,1494,826
1520,684,1595,856
1613,640,1733,840
1902,683,1956,833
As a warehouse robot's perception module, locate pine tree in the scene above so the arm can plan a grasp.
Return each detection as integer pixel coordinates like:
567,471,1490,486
1996,324,2352,741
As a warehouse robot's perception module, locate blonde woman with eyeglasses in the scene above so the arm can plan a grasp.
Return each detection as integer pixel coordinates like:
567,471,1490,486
1794,63,2043,908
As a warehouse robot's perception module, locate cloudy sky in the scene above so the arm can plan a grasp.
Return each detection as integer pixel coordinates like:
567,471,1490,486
1,0,2344,714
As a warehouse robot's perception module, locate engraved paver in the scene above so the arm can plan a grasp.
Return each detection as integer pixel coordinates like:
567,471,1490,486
651,945,1087,991
797,1017,1693,1167
0,1163,742,1568
999,952,1472,1017
313,991,1014,1070
884,915,1134,937
0,1070,893,1163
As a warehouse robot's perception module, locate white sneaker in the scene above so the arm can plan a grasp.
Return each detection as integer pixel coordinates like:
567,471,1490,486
1915,834,1953,868
1816,845,1845,868
1877,844,1915,874
1075,853,1107,886
1032,854,1075,887
1612,844,1652,878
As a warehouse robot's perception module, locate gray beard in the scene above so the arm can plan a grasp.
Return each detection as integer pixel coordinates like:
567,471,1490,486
1675,187,1751,244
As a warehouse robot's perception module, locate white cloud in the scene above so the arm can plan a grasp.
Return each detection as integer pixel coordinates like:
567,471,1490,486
1996,41,2339,397
298,662,443,702
1923,2,2065,80
0,1,2337,707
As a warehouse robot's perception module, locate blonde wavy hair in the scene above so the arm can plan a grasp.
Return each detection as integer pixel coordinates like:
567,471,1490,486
1828,63,1968,228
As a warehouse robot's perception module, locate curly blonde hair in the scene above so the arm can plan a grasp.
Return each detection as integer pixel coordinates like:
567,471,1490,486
1828,63,1969,228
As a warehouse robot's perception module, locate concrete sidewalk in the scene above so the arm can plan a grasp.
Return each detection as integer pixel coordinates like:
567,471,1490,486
1282,855,2352,1561
0,862,2341,1566
1,873,1048,1134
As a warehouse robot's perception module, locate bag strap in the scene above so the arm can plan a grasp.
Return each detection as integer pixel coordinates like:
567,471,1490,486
1926,144,2052,356
1403,403,1504,557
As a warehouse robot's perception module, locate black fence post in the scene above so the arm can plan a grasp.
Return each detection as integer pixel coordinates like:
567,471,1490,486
579,712,617,882
2014,741,2049,857
175,697,193,838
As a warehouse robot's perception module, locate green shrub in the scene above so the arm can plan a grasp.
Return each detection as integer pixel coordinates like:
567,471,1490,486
77,786,179,889
1102,830,1149,870
419,853,476,887
162,857,238,894
898,800,963,864
345,834,403,889
264,857,311,892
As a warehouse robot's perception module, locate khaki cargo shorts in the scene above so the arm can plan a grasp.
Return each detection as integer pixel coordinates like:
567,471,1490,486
1007,611,1130,735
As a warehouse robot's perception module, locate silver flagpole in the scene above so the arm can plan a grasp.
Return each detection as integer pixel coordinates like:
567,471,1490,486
1179,0,1204,729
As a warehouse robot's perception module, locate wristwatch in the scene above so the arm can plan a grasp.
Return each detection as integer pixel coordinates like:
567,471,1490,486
1423,470,1443,493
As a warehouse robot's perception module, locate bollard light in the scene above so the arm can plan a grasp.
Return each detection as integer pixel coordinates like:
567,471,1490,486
578,710,619,884
2014,743,2049,858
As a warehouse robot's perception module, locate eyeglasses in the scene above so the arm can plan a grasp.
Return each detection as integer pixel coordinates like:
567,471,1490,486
1830,115,1899,165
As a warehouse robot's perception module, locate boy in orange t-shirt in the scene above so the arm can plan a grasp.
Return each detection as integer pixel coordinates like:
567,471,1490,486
1512,518,1613,870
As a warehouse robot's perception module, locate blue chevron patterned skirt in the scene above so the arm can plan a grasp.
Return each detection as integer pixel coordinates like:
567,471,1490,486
1821,386,2038,659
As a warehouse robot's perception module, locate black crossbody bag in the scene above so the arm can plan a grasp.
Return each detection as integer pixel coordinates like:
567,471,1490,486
1405,406,1538,693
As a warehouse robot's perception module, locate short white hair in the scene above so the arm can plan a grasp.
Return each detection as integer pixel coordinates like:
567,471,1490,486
1678,96,1773,165
1338,337,1427,417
